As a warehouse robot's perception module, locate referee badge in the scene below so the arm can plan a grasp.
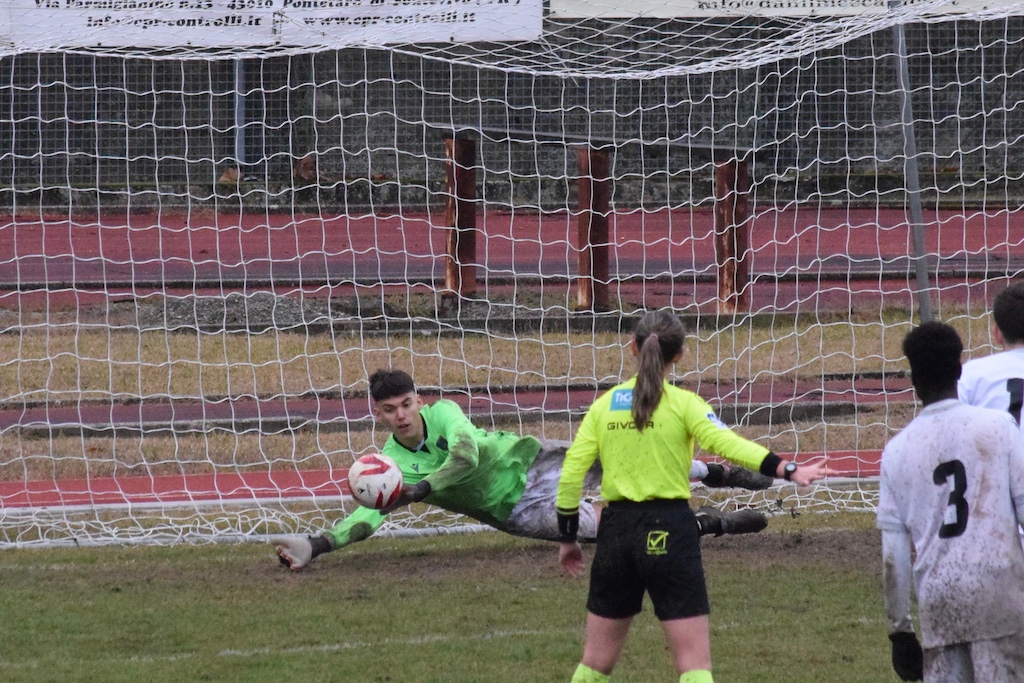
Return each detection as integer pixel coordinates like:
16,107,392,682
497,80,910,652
646,530,669,555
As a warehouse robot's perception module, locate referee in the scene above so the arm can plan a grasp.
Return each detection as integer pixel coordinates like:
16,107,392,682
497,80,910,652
556,309,836,683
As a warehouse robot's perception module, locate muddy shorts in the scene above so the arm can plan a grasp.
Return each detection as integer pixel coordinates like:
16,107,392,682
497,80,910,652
502,439,601,542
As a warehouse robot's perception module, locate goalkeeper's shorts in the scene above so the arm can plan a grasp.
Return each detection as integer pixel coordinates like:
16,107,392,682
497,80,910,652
501,439,599,543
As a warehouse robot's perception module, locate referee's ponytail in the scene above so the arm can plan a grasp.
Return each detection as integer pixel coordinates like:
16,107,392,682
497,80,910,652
631,309,687,431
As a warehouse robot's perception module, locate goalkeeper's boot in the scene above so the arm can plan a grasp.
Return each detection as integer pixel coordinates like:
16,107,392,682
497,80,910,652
701,463,774,491
696,506,768,538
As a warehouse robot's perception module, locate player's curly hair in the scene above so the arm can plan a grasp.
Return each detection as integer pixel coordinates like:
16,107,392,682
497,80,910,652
631,309,687,432
992,280,1024,344
902,321,963,397
369,368,416,402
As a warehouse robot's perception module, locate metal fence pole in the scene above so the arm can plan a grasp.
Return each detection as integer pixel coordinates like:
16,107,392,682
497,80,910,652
444,133,478,298
576,147,610,312
891,5,935,323
713,152,751,316
234,60,246,172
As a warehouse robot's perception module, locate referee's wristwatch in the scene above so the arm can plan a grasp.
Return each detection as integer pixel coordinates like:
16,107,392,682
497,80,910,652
783,462,798,481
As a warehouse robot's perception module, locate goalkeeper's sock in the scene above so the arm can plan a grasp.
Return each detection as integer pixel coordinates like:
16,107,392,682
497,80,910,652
679,670,714,683
571,663,610,683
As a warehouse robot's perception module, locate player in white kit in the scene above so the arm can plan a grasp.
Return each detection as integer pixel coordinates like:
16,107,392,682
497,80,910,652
877,321,1024,682
958,281,1024,428
958,281,1024,550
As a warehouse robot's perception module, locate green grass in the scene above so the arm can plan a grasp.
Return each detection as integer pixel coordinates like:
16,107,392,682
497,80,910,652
0,512,905,683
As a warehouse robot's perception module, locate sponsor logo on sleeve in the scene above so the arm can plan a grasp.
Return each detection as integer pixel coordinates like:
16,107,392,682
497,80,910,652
610,389,633,411
706,412,728,429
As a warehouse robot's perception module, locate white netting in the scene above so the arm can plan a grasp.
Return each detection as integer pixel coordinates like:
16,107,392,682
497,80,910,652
1,0,1023,546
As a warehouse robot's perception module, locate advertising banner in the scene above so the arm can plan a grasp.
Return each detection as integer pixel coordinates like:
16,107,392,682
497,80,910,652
3,0,541,49
550,0,998,18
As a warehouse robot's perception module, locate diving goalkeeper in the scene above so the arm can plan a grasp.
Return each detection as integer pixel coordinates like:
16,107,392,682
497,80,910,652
272,368,772,571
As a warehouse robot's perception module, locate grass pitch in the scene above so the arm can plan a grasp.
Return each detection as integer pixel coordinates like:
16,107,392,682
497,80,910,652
0,511,905,683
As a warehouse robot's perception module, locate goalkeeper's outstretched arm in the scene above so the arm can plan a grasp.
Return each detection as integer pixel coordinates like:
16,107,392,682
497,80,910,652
271,506,387,571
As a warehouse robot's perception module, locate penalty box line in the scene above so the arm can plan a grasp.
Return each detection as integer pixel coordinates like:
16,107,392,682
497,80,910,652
0,628,576,670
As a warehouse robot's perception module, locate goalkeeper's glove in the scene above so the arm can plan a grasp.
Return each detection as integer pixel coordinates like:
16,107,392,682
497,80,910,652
271,534,333,572
381,480,431,513
888,631,923,681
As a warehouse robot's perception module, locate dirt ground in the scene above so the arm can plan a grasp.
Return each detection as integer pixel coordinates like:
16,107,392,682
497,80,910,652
702,526,882,570
283,524,884,586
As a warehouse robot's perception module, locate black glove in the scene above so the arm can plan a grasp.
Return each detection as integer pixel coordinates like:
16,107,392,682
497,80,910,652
888,631,923,681
381,480,432,513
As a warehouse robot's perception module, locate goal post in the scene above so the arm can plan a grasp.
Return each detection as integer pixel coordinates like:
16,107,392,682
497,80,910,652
1,0,1024,547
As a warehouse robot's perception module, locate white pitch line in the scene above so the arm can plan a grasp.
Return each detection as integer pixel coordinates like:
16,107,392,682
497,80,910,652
220,627,573,658
0,628,575,670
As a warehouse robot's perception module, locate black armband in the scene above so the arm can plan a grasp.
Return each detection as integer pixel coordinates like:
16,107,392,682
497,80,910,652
759,451,783,478
557,510,580,543
309,534,334,559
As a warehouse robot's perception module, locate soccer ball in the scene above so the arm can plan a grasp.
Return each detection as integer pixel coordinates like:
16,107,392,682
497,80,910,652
347,453,404,509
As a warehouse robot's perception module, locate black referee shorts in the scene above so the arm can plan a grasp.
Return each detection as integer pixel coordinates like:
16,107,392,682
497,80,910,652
586,499,710,621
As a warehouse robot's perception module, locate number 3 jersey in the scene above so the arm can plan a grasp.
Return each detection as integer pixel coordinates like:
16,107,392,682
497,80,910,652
877,398,1024,648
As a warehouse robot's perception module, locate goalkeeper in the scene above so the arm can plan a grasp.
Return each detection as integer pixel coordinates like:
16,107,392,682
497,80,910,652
273,368,772,571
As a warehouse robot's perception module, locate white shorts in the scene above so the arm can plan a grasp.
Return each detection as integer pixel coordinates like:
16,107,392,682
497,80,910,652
501,439,601,542
925,633,1024,683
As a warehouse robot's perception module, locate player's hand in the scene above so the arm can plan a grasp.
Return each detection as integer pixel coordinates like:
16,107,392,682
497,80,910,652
790,459,840,486
381,481,431,513
888,631,923,681
270,535,313,572
559,542,584,578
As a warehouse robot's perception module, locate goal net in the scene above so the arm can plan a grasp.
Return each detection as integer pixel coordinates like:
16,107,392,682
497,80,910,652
1,0,1022,547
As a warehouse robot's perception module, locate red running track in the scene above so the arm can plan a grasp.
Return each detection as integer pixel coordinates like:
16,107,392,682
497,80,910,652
1,205,1022,313
0,470,350,509
0,451,878,509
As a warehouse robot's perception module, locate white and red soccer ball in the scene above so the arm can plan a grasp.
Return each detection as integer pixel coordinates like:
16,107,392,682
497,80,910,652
347,453,404,509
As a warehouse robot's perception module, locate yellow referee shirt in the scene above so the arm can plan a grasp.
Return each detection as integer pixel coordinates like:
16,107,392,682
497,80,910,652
556,377,770,513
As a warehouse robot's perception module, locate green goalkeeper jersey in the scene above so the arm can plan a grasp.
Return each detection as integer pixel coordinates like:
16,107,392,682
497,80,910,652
556,377,770,513
325,399,543,549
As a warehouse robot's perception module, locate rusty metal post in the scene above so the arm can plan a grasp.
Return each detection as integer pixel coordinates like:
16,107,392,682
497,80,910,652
576,147,610,312
713,154,751,315
444,134,477,297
